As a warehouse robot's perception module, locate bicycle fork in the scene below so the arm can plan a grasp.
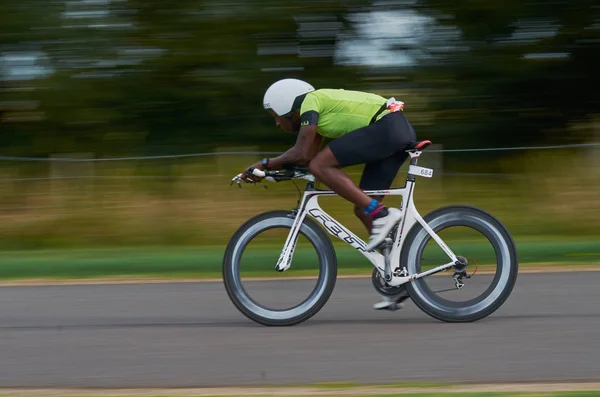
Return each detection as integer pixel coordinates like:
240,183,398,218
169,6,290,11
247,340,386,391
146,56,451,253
274,210,306,272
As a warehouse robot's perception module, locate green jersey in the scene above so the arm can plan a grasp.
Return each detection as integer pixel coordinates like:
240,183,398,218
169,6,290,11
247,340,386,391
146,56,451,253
299,89,394,139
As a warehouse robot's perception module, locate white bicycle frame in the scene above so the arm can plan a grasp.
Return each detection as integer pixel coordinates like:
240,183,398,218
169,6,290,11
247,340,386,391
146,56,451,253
271,150,459,287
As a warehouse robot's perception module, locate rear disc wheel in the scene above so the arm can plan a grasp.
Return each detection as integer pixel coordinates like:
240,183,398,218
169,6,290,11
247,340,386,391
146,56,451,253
402,205,518,322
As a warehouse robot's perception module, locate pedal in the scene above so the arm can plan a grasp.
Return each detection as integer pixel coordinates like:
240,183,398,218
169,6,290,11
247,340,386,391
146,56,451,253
374,292,409,311
374,300,405,311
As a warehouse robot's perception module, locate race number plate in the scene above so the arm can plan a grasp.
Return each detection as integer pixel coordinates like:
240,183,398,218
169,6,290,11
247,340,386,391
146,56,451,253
409,165,433,178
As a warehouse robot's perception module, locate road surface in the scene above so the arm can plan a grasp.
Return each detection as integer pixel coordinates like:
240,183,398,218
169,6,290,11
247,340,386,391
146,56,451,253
0,272,599,387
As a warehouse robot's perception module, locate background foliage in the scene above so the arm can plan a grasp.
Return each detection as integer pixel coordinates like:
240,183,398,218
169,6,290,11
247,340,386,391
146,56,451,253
0,0,599,253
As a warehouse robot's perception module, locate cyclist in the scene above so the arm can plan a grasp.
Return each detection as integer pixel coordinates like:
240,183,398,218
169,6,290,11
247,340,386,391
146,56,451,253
241,78,417,309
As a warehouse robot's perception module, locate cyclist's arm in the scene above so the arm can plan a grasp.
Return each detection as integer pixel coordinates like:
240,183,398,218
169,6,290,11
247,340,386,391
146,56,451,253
264,125,318,170
301,133,324,166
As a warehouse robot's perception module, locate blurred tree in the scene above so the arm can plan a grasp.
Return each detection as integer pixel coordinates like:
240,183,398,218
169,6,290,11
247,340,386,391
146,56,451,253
1,0,598,158
409,0,600,150
2,0,365,157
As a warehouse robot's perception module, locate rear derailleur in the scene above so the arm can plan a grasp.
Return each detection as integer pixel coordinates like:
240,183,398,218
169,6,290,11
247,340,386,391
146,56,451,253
452,256,470,289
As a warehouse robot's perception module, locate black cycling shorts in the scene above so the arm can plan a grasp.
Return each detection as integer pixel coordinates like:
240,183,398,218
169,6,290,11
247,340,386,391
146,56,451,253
328,111,416,191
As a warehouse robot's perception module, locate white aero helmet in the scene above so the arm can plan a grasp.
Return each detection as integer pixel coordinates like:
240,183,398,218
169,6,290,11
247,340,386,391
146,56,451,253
263,78,315,116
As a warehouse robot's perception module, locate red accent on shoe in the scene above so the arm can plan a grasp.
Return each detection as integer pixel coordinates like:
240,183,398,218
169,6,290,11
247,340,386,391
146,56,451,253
369,205,385,218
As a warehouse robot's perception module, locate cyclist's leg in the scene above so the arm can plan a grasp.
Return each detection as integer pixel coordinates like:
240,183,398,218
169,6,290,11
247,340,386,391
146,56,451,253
357,152,414,310
308,111,415,250
353,150,410,233
308,145,373,209
309,112,413,202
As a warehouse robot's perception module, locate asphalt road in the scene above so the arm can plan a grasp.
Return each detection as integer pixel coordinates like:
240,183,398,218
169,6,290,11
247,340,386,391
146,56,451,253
0,272,599,387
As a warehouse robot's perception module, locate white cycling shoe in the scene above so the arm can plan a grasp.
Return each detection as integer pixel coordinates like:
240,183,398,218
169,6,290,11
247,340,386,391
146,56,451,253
373,295,406,311
365,207,402,251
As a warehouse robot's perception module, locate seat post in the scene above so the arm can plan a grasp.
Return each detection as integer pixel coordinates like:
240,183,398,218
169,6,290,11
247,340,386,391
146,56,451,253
404,140,431,184
406,150,422,183
410,154,420,167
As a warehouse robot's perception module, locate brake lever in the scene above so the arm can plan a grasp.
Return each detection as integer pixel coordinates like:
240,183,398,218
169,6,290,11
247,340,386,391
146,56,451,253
247,169,268,189
230,170,268,189
230,173,244,188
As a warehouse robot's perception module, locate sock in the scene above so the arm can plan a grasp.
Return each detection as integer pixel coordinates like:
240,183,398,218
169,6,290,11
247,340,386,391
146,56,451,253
363,199,388,219
363,199,379,215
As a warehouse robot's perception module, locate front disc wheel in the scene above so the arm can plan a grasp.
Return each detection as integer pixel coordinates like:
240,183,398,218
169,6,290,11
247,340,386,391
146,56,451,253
223,210,338,326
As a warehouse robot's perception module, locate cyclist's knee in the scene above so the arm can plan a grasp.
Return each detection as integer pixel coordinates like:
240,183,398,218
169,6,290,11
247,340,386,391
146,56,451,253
307,158,322,176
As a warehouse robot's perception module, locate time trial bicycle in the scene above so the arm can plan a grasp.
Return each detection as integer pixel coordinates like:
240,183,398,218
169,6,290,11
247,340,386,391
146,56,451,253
223,140,518,326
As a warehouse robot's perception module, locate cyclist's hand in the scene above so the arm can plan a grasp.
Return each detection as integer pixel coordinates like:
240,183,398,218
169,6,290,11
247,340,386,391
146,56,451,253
241,162,264,183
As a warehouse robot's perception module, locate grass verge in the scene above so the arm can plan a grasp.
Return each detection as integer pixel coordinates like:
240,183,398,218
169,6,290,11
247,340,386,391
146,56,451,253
1,149,599,250
0,239,598,280
1,385,600,397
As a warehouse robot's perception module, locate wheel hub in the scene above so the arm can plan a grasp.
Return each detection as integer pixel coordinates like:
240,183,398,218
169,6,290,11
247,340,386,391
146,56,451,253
453,256,468,273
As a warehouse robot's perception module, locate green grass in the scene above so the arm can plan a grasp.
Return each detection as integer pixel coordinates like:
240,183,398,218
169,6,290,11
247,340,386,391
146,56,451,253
310,381,448,390
212,394,600,397
358,391,600,397
0,239,598,280
71,391,600,397
0,150,599,251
